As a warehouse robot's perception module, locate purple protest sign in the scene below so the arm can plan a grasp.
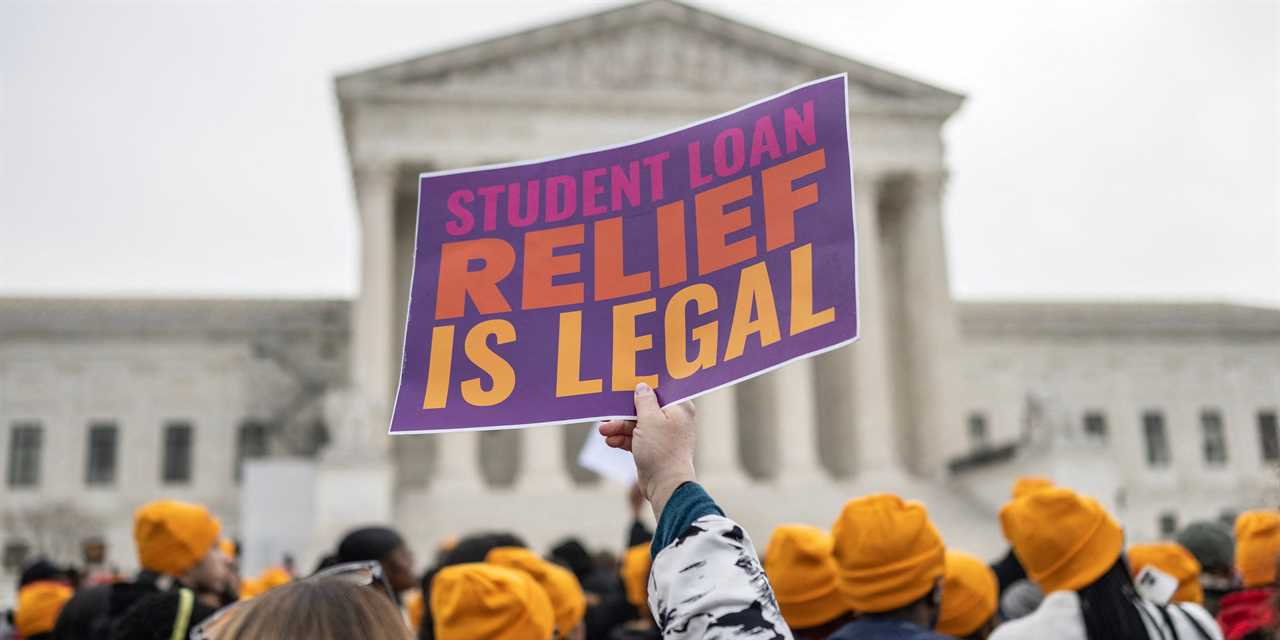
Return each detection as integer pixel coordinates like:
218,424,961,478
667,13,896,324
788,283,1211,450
391,75,858,433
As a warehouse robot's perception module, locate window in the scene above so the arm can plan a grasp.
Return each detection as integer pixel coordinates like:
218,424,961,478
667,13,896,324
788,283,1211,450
2,541,30,571
1142,411,1171,468
1259,411,1280,462
1158,511,1179,537
7,422,43,487
1083,411,1108,442
85,422,119,485
967,412,989,451
235,421,270,482
1200,409,1227,466
162,422,194,484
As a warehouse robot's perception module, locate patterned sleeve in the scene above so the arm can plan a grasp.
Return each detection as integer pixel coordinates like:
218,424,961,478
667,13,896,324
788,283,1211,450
647,514,794,640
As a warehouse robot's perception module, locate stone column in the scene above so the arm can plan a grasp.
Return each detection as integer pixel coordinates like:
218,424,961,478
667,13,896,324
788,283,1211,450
897,171,960,479
773,359,825,485
431,430,485,492
849,172,903,479
350,162,398,434
694,385,748,487
517,425,575,492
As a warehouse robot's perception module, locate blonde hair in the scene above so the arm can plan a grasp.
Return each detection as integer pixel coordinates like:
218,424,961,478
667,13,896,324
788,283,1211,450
216,577,412,639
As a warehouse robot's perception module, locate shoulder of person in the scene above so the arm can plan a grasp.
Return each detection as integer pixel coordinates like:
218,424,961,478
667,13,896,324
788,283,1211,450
1146,600,1225,640
990,591,1086,640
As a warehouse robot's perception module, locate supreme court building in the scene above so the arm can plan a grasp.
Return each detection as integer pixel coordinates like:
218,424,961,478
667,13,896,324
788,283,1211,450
3,1,1278,586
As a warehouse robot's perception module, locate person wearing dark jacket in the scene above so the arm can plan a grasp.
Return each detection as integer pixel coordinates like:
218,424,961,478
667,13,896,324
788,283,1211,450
827,494,950,640
53,499,229,640
1177,520,1237,617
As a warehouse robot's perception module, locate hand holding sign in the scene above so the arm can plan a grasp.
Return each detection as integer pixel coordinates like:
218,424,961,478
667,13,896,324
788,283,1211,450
599,383,697,520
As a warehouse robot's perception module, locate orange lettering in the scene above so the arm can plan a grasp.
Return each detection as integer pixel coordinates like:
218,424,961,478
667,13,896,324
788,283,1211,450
657,201,688,288
594,217,651,301
695,176,756,276
762,149,825,251
522,225,585,310
435,238,515,320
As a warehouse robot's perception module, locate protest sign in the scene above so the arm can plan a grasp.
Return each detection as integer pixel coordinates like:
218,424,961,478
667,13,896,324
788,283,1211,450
391,75,858,433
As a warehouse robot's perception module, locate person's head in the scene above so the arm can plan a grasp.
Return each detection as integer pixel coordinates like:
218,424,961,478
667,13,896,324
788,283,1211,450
548,538,594,584
18,558,66,590
1177,520,1234,578
620,543,652,621
337,526,416,592
212,577,413,639
486,547,586,640
999,580,1043,621
763,525,851,636
431,563,555,640
936,551,999,640
1010,476,1054,500
1127,542,1204,604
1001,487,1143,639
831,494,946,629
109,589,218,640
15,580,74,640
1234,510,1280,589
441,532,528,566
133,499,228,594
240,566,293,599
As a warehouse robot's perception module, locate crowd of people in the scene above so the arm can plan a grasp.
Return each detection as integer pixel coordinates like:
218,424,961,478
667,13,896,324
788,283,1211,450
4,382,1280,639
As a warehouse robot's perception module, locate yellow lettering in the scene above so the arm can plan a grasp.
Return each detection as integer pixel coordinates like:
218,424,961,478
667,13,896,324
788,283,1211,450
724,262,781,360
460,319,517,407
612,298,659,392
664,283,719,379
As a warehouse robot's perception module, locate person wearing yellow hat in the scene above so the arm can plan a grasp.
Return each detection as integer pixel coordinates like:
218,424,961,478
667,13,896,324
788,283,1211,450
51,498,232,639
239,565,294,599
992,477,1057,598
598,383,790,639
764,525,852,638
826,493,948,639
431,563,556,640
1127,542,1204,605
609,543,660,639
937,551,1000,640
991,487,1221,640
1217,510,1280,640
133,499,230,598
486,546,588,640
14,580,74,640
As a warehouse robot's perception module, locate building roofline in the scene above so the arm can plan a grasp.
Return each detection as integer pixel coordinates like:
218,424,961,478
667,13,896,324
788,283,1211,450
334,0,964,107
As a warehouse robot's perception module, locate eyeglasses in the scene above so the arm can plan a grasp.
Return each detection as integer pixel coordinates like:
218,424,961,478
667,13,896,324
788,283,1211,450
190,561,399,639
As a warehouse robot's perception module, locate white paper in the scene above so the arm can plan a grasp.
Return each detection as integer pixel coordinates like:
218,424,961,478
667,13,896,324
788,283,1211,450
577,424,638,485
1134,566,1179,606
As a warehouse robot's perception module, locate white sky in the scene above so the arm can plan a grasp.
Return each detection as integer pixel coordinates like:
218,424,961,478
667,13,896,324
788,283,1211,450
1,0,1276,305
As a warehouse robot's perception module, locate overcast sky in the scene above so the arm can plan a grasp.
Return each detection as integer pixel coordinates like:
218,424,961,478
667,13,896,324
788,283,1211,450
1,0,1276,305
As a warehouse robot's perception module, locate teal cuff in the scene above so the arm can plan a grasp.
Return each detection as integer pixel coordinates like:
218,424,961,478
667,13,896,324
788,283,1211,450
651,481,724,559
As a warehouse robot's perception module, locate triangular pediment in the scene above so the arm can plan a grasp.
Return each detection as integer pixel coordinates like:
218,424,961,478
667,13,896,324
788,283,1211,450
337,0,962,114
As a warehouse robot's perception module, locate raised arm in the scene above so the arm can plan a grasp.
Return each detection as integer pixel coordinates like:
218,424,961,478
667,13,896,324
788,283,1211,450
599,384,793,639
